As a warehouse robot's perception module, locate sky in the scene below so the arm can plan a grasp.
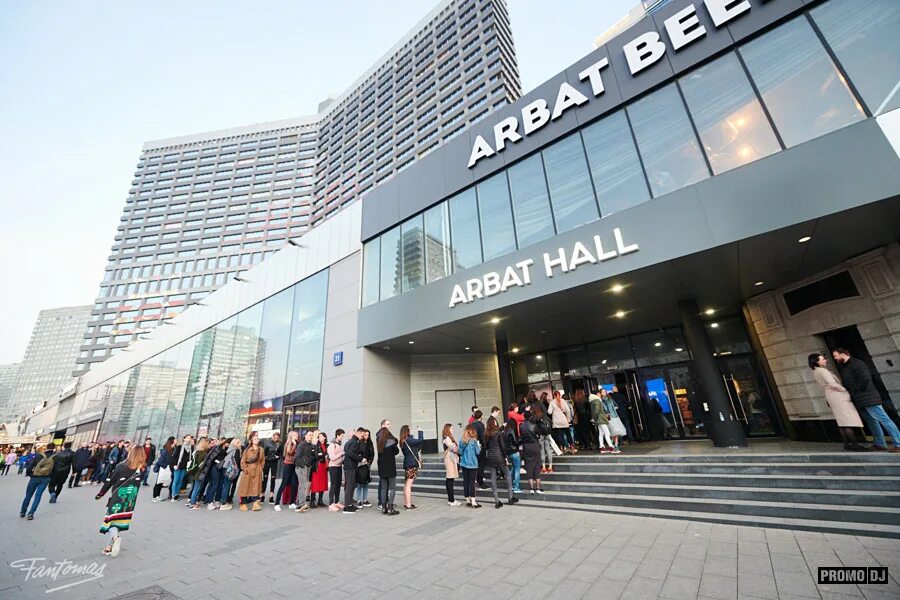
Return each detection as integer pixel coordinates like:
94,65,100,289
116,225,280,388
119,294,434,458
0,0,635,365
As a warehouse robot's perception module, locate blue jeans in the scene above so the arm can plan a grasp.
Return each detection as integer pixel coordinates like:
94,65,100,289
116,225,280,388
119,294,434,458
355,483,368,502
204,467,222,503
509,452,521,490
21,476,50,516
171,468,187,498
218,473,232,503
189,476,208,505
862,405,900,448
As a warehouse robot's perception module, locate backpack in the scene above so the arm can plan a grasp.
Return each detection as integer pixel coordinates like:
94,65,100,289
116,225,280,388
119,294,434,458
223,452,239,481
538,416,552,436
32,455,55,477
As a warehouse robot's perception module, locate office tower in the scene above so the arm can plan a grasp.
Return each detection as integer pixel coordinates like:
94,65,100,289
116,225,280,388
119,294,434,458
76,0,520,375
0,363,21,424
5,306,92,421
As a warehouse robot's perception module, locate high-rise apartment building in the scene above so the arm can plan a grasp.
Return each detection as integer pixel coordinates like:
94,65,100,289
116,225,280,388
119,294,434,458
4,306,93,422
76,0,520,375
0,363,21,424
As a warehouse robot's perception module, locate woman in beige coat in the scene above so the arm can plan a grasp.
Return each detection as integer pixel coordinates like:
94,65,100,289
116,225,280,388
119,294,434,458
238,432,265,511
809,353,866,451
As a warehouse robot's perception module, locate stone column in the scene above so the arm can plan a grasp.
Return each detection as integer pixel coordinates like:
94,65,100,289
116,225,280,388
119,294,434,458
495,340,515,412
679,299,747,447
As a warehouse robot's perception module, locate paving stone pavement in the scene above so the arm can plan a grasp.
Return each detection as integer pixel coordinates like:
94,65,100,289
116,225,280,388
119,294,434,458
0,474,897,600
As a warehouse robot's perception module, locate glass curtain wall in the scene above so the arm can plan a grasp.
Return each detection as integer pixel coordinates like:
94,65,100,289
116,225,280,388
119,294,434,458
361,0,896,307
159,335,197,439
248,286,294,436
220,302,264,437
283,270,328,405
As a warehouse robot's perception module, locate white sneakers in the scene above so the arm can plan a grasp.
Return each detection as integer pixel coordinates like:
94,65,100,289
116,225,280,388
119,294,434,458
273,505,282,512
448,500,462,506
288,503,297,510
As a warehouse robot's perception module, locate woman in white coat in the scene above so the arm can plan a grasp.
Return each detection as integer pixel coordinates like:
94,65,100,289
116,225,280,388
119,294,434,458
808,353,867,451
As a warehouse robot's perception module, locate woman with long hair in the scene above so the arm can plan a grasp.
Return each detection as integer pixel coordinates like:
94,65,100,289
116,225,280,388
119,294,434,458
327,429,345,509
355,429,374,508
151,437,175,502
484,419,518,509
273,430,298,511
602,392,625,454
96,446,147,556
549,390,575,454
376,425,400,515
808,353,867,451
458,424,482,508
573,389,594,450
185,437,209,508
442,423,461,506
219,436,242,510
238,432,265,511
399,424,424,510
520,404,547,494
309,431,329,507
536,393,554,472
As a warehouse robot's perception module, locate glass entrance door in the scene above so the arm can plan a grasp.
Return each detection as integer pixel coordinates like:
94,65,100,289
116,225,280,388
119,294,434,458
639,364,705,439
718,355,780,436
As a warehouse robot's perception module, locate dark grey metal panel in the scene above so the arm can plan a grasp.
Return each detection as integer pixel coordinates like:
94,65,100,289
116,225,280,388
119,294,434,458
727,0,805,41
652,0,735,74
440,133,476,204
357,119,900,347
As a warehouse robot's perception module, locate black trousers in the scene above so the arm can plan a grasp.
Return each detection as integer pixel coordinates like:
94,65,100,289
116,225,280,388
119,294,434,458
49,473,67,498
343,467,357,506
67,470,82,487
262,461,278,495
328,467,342,505
462,467,477,498
445,478,455,502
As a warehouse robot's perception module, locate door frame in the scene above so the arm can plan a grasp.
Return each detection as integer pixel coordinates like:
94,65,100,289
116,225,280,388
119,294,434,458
434,388,476,441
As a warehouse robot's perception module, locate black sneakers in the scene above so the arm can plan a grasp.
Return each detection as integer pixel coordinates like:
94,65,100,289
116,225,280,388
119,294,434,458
342,505,358,514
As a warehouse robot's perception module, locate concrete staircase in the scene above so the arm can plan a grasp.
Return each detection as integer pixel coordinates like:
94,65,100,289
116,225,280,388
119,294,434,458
409,452,900,538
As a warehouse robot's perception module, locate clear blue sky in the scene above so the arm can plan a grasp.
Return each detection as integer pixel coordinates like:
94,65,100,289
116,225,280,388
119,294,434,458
0,0,635,364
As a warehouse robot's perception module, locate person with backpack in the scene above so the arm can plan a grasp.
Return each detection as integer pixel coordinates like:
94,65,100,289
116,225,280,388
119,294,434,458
520,404,548,494
203,437,229,510
219,437,242,510
399,425,424,511
376,424,400,515
48,442,74,503
19,446,55,520
185,437,210,508
95,448,147,557
151,437,175,502
459,425,481,508
327,429,345,510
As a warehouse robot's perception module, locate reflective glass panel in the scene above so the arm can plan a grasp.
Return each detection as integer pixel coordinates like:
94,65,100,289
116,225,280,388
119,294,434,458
448,188,482,271
812,0,900,115
542,134,599,233
680,53,781,174
627,83,710,196
198,315,238,427
705,317,752,356
147,346,180,443
587,336,637,375
401,214,425,292
98,371,131,440
221,301,264,437
379,226,401,300
508,154,555,248
739,16,864,148
477,172,517,261
424,202,452,283
361,239,380,306
631,328,691,367
581,110,651,216
177,329,215,438
284,270,328,402
160,335,196,438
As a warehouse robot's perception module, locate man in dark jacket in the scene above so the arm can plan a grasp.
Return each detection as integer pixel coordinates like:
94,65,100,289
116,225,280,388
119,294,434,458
834,349,900,452
471,410,486,488
68,444,91,488
48,442,74,503
140,438,157,486
342,428,366,513
261,432,282,504
294,431,316,512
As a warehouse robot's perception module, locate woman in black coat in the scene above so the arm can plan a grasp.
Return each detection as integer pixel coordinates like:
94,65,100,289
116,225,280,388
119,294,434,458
484,419,518,509
376,426,399,516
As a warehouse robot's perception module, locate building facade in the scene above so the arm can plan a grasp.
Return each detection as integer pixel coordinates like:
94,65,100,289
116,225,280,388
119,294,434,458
76,0,521,375
0,363,21,425
31,0,900,449
5,306,93,423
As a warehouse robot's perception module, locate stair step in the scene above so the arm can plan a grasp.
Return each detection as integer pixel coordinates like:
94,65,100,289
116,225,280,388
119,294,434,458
420,452,900,464
409,490,900,539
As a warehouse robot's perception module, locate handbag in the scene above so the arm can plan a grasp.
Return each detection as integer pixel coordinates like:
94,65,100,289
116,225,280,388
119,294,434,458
245,448,260,464
156,467,172,487
404,442,422,469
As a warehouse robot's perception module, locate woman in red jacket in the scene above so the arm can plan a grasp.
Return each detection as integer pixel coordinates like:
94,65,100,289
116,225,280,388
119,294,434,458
308,431,329,508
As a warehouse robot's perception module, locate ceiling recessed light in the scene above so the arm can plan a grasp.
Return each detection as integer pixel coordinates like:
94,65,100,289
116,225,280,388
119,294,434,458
601,359,607,365
754,281,764,286
675,347,683,352
710,322,719,328
704,308,715,316
464,347,470,351
611,284,624,293
654,342,662,347
614,310,626,318
511,347,520,353
535,354,542,359
798,236,811,243
490,317,500,324
408,340,415,344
